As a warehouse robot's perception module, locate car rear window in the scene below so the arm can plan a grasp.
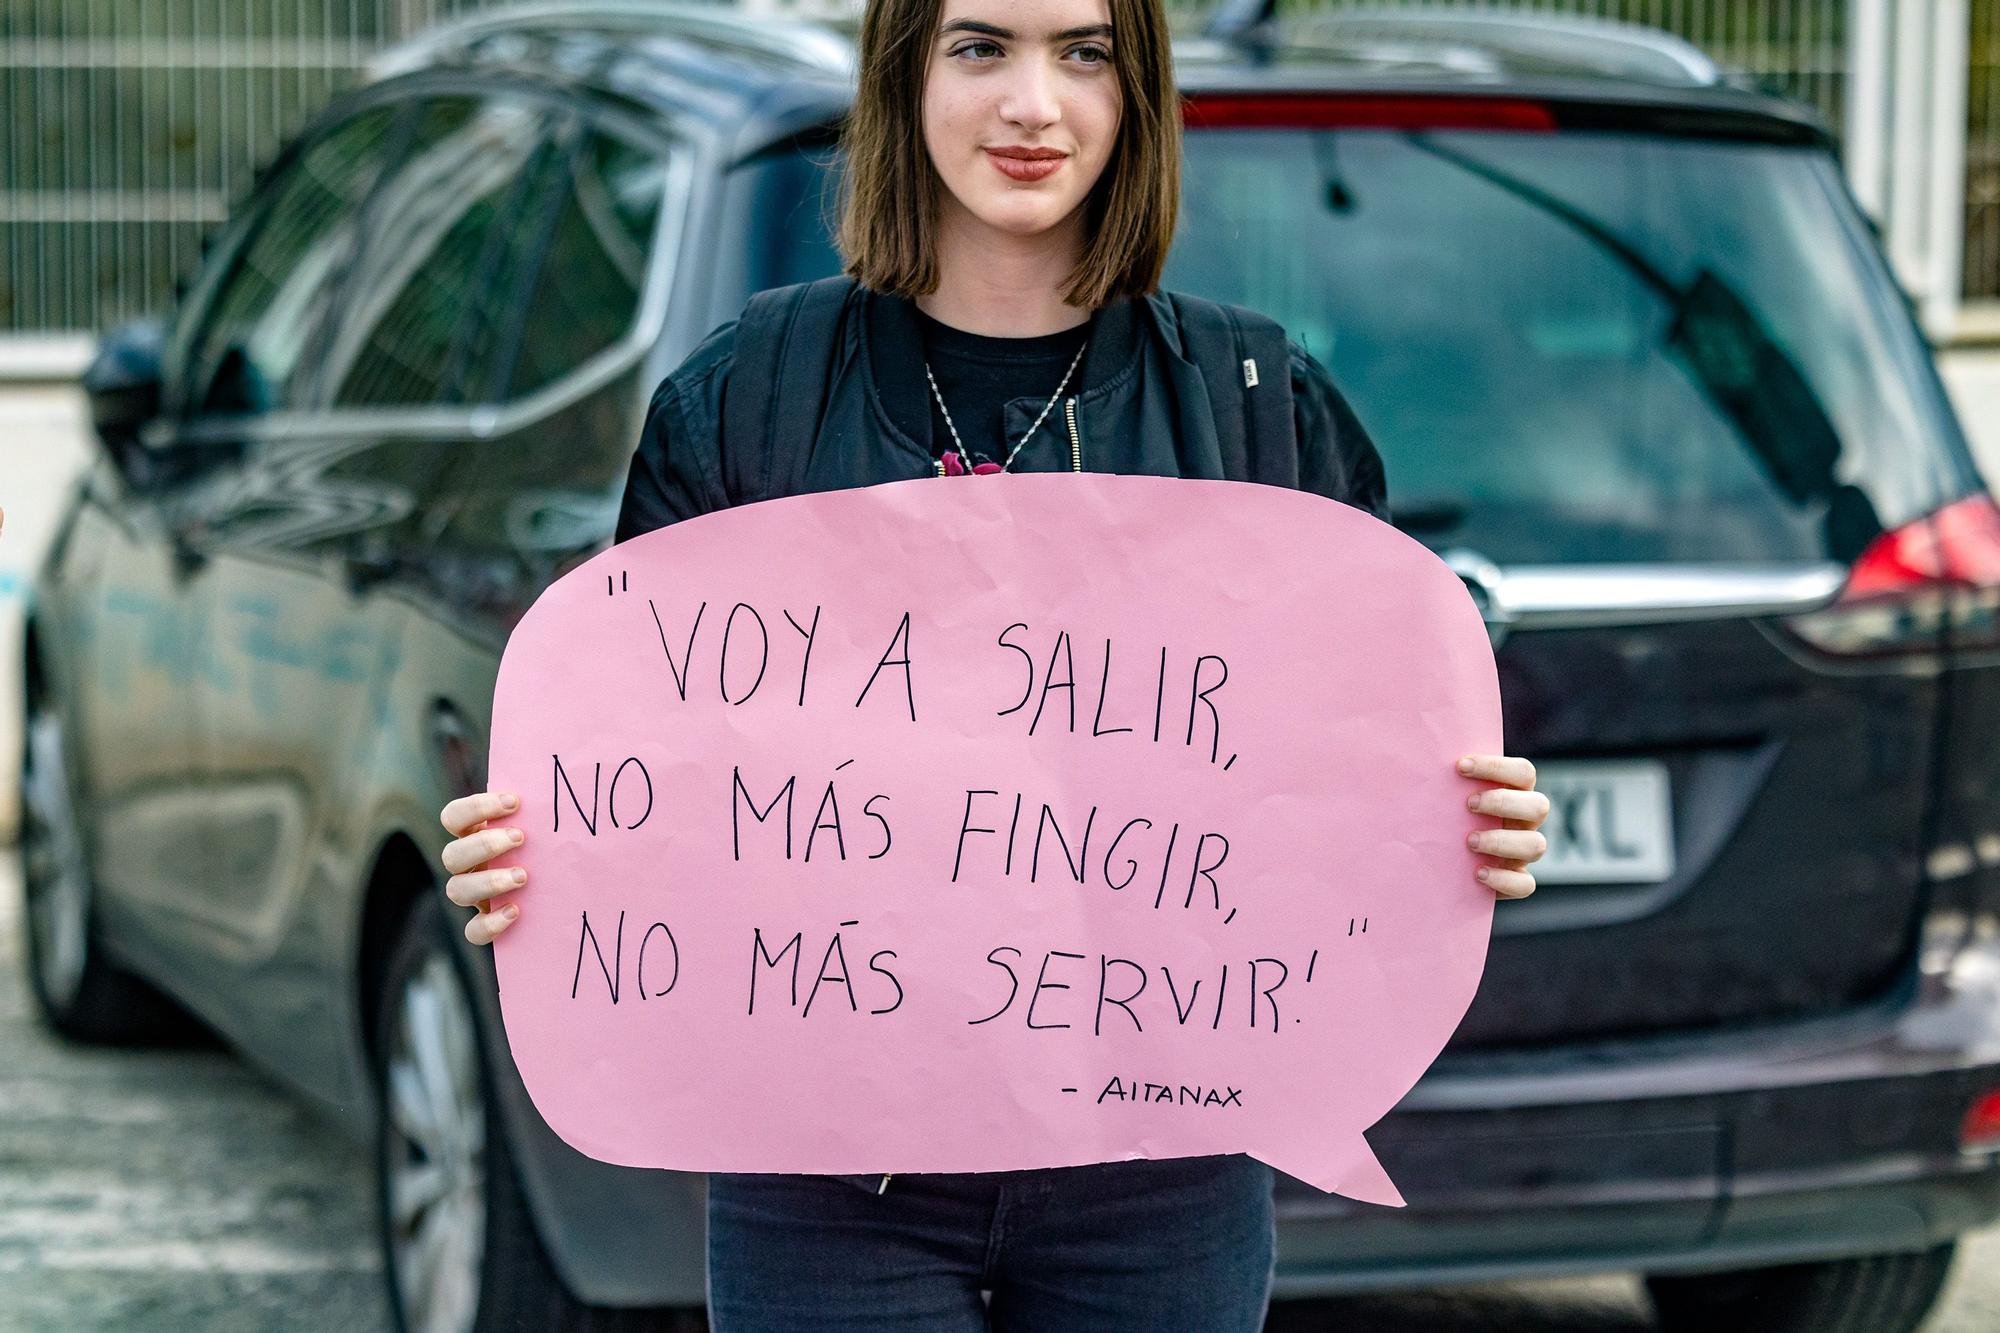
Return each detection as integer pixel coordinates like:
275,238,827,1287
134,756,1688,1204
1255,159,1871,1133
736,124,1969,565
1170,127,1973,564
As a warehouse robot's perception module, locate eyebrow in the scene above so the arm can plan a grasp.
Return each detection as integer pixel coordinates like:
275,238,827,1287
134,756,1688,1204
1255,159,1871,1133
939,19,1115,41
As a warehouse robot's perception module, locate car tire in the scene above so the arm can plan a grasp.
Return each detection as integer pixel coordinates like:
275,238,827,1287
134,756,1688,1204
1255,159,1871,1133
373,893,703,1333
1646,1243,1956,1333
18,692,190,1045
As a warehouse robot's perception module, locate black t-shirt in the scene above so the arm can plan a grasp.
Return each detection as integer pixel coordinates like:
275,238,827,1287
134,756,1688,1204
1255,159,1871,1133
915,307,1093,470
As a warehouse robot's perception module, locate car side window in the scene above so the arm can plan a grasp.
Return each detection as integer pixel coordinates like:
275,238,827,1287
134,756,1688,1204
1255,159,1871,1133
180,104,400,419
316,93,559,410
493,122,672,402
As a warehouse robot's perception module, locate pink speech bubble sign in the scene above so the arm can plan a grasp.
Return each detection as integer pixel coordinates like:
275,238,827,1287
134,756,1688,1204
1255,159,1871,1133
487,473,1499,1204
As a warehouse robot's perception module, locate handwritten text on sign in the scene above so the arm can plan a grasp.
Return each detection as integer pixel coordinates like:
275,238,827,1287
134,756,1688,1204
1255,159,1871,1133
487,474,1500,1203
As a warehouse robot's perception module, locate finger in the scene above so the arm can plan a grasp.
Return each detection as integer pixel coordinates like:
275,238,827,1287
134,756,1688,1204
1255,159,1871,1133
441,791,520,837
1468,788,1550,825
464,904,520,946
1477,866,1537,899
1468,828,1548,863
1458,754,1536,790
446,866,527,908
441,826,524,876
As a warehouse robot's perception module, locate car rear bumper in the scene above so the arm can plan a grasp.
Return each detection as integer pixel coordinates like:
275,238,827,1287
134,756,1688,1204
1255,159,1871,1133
511,932,2000,1307
1273,931,2000,1293
1275,1075,2000,1294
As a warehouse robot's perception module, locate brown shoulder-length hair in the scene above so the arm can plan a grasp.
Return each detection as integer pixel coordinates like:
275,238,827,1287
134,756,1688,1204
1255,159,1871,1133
835,0,1182,309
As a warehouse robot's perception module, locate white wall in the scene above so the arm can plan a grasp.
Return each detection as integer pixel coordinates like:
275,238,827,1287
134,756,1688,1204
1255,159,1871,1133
1941,348,2000,480
0,385,92,843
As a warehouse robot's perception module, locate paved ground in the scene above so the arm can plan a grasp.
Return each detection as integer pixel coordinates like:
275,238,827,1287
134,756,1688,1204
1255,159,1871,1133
0,857,385,1332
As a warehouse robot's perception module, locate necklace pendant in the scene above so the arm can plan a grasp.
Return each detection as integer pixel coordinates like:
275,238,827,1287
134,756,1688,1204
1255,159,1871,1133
941,451,967,476
971,461,1003,475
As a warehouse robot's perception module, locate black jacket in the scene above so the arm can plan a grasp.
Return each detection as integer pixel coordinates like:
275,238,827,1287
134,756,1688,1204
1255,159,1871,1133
615,284,1388,542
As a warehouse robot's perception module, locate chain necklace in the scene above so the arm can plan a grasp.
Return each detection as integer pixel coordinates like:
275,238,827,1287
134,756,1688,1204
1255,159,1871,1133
924,335,1088,476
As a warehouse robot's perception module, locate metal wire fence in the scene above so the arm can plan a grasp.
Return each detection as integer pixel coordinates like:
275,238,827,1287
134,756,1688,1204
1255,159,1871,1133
0,0,1989,335
0,0,503,335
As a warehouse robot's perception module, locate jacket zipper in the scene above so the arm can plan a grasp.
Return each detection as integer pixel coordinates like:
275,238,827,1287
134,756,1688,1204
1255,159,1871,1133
877,1174,892,1193
927,400,1080,478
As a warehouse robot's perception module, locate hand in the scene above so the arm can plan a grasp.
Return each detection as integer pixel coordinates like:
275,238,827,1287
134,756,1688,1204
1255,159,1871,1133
1458,754,1547,900
440,790,528,945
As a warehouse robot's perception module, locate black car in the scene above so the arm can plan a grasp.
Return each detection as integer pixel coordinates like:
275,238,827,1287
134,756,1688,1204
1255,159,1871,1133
21,5,2000,1331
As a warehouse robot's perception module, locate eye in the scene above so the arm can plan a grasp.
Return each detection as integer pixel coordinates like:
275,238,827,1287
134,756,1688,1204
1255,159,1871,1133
951,39,1002,60
1068,43,1111,66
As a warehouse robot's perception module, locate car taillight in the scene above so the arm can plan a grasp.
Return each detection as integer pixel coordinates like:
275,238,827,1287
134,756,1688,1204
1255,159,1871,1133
1964,1088,2000,1152
1182,94,1557,133
1784,493,2000,658
1847,492,2000,593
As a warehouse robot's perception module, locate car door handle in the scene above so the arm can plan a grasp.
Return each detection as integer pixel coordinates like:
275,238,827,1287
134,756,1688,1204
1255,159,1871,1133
169,532,209,580
345,550,400,594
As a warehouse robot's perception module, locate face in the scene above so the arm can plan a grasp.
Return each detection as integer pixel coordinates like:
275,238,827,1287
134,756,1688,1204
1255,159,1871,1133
921,0,1123,244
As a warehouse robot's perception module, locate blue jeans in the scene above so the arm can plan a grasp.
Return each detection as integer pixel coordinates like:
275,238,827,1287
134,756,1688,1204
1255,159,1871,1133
705,1155,1275,1331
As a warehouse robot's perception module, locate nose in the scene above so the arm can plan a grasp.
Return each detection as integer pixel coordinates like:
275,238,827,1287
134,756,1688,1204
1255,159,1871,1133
997,53,1061,131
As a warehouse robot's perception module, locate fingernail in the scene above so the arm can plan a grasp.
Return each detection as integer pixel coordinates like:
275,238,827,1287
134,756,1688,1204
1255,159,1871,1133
1466,794,1481,811
1467,833,1482,850
509,828,524,846
502,905,519,921
1477,867,1491,882
510,867,526,886
1458,758,1474,774
500,793,519,812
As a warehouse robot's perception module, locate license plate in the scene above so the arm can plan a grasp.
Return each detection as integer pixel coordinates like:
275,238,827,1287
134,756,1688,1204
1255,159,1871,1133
1531,760,1674,884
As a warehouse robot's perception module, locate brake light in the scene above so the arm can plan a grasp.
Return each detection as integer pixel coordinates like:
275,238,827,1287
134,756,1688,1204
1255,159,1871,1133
1964,1089,2000,1152
1182,94,1557,133
1847,493,2000,595
1784,493,2000,657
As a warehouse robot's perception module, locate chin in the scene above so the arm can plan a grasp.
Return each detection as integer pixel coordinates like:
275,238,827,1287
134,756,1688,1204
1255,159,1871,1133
969,197,1077,237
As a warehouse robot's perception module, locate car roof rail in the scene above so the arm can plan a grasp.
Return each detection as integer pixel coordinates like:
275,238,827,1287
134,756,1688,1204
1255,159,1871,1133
1268,7,1723,88
366,0,856,83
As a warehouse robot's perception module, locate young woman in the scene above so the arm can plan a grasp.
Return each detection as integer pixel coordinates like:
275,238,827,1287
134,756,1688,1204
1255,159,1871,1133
439,0,1549,1326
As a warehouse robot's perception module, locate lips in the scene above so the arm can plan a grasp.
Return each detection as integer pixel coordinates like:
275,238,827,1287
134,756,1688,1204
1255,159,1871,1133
986,148,1066,182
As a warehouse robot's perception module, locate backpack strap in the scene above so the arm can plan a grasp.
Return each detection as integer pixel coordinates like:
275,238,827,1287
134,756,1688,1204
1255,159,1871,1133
721,274,858,504
1165,291,1299,487
724,279,1296,496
